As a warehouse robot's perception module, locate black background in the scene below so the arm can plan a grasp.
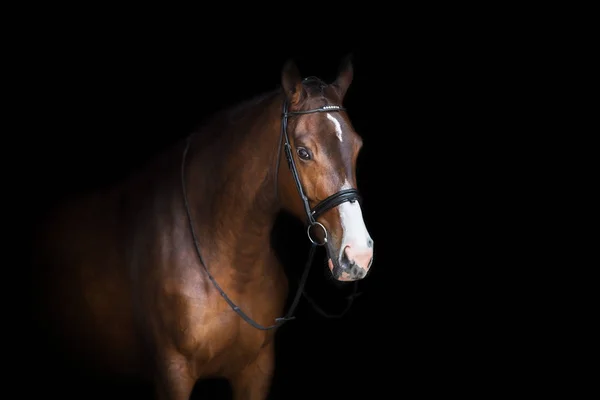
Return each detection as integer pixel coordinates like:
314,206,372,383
19,12,561,400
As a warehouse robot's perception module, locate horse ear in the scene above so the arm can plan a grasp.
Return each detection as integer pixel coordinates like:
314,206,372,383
333,53,354,99
281,59,305,106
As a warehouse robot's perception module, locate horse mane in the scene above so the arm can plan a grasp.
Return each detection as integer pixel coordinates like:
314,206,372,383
187,88,281,148
136,77,338,194
53,78,334,214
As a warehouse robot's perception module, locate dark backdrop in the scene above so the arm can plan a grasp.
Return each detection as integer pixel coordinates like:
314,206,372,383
21,20,545,400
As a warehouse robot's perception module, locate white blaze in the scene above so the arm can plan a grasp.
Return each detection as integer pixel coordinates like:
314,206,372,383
326,113,343,142
338,180,372,256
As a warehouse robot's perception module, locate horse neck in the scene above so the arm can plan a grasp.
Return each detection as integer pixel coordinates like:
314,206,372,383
184,91,284,268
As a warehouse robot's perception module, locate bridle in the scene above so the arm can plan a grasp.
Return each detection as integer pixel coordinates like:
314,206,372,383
181,90,363,331
280,100,362,244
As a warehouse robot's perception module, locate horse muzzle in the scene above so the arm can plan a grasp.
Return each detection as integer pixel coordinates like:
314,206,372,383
328,244,373,282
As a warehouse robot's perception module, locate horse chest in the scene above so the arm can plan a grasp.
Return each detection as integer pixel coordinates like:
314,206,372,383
172,284,281,376
154,248,287,376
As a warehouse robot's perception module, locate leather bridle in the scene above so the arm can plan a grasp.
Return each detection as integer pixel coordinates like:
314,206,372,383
281,100,362,244
181,91,362,331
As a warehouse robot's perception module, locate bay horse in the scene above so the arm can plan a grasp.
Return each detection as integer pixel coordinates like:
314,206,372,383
33,56,374,399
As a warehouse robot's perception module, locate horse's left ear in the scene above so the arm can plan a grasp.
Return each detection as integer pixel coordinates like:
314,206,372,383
333,54,354,99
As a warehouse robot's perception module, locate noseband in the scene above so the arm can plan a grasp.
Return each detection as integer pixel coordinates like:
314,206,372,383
181,93,362,331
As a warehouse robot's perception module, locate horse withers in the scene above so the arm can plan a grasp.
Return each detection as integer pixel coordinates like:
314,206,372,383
33,56,374,400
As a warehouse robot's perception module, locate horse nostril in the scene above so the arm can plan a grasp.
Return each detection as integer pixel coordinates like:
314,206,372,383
367,238,374,248
342,243,373,272
341,246,351,267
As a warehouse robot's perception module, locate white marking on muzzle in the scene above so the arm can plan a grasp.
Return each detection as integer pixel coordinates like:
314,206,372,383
326,113,343,142
337,180,373,267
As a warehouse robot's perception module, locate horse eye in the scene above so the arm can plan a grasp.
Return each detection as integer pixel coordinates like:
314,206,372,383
297,147,311,160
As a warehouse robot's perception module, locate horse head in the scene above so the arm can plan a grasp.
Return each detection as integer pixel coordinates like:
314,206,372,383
278,56,374,282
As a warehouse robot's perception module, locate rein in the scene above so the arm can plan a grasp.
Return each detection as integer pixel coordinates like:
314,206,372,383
181,96,361,331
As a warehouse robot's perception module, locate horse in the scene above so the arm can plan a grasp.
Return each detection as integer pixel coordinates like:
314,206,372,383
32,56,374,400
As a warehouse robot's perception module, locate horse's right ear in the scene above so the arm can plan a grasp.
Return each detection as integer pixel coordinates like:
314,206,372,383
281,59,305,106
333,53,354,99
